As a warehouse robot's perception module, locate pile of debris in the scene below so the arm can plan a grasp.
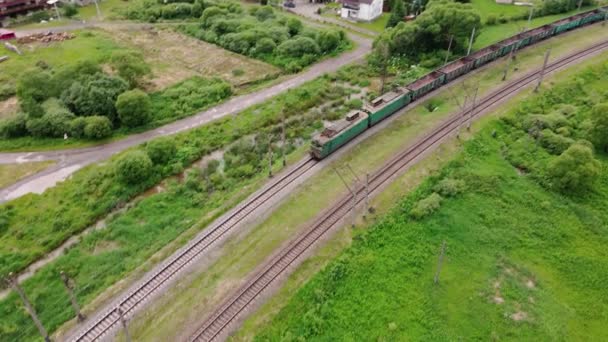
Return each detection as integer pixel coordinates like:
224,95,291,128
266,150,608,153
17,32,75,44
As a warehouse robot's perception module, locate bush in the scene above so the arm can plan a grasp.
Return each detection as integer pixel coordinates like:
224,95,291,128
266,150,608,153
316,30,341,54
69,117,87,138
277,37,319,57
498,15,508,24
17,70,55,104
26,99,75,137
31,10,50,22
539,129,574,155
84,116,113,139
410,193,442,219
486,14,497,25
255,37,277,55
115,150,153,184
0,114,28,138
433,178,466,197
548,142,601,194
61,73,129,122
116,89,151,128
346,98,363,110
287,17,303,36
109,51,151,88
62,3,78,18
146,137,177,164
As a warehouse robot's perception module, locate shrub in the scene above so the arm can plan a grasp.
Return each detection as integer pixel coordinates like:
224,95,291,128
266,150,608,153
84,116,113,139
61,73,129,122
346,99,363,110
539,129,574,155
410,193,442,219
498,15,508,24
587,103,608,152
486,14,497,25
109,51,151,88
116,89,151,128
69,117,87,138
548,142,601,194
287,17,303,36
115,150,153,184
145,137,177,164
0,114,28,138
62,3,78,18
255,37,276,55
277,37,319,57
17,70,55,104
433,178,466,197
31,10,50,22
316,30,341,54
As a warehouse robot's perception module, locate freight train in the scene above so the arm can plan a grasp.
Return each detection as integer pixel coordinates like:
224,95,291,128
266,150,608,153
310,6,608,159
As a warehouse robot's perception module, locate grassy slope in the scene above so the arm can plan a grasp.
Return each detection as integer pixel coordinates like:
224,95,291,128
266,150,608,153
470,0,527,21
124,25,608,341
0,161,55,189
474,6,598,48
250,62,608,341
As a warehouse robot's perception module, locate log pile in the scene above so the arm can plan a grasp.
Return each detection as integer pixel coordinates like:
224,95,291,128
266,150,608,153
17,32,75,44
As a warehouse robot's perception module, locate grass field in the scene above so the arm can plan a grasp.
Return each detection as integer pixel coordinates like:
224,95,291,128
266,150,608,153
0,161,55,189
120,24,608,341
249,60,608,340
474,6,598,48
105,26,281,90
470,0,528,21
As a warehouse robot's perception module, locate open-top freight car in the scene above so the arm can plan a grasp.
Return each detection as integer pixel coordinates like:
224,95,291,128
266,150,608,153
406,71,447,100
311,110,369,159
363,89,412,126
437,56,476,82
310,6,608,160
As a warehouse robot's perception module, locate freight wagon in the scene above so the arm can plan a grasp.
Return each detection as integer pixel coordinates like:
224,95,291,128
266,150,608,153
363,89,412,126
310,6,608,160
311,110,369,159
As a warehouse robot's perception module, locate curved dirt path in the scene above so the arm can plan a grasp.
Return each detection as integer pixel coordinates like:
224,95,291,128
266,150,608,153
0,25,372,202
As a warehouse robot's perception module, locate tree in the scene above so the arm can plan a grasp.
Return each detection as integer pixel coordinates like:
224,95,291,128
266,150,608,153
116,89,152,128
0,114,28,138
16,70,55,103
61,73,129,122
369,38,391,94
588,103,608,152
316,30,342,54
83,116,113,139
286,17,303,36
548,142,601,194
382,0,481,58
109,51,151,88
115,150,153,184
386,0,406,28
145,137,177,164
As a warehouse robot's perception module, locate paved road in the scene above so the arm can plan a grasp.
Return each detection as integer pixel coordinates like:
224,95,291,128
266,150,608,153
0,25,372,202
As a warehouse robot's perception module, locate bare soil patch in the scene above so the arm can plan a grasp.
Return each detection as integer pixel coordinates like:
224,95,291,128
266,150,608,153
0,97,18,119
104,26,282,91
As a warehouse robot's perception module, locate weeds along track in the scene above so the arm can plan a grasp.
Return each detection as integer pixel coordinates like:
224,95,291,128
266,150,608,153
189,40,608,342
69,156,317,342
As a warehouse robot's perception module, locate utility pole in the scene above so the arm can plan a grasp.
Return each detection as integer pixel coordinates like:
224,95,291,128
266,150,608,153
526,7,534,30
444,34,454,66
118,306,131,342
467,26,476,56
60,271,86,323
334,167,356,227
502,29,524,82
603,11,607,26
268,145,273,178
346,164,368,221
6,273,51,342
93,0,102,19
434,241,447,284
577,0,583,12
535,48,551,93
281,112,287,167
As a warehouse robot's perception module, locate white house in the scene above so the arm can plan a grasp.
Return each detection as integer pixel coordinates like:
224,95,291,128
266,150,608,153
340,0,383,21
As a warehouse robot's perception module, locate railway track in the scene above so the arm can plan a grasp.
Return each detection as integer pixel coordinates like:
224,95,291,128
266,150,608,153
69,156,317,341
188,40,608,342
